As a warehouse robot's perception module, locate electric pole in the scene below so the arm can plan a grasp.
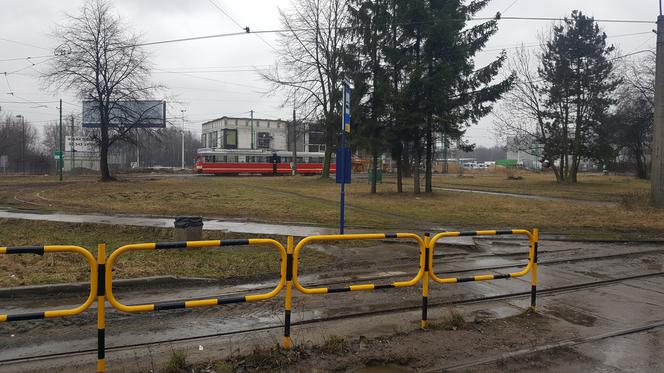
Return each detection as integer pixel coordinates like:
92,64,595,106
58,99,63,181
292,107,297,175
652,9,664,207
181,109,186,169
16,114,25,175
70,114,75,175
250,109,255,150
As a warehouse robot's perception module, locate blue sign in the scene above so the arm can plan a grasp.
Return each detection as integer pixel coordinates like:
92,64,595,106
335,147,352,184
342,81,351,133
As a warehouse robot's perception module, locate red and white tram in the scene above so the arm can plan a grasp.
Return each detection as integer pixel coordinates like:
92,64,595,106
195,148,336,175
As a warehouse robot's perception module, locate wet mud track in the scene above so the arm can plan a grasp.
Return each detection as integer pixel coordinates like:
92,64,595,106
1,239,664,372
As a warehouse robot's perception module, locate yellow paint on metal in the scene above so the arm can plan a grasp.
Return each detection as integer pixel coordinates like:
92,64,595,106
185,299,218,308
98,243,106,265
97,296,105,329
349,284,375,291
283,336,291,349
0,314,6,322
476,230,497,235
421,320,428,329
97,359,105,373
41,246,98,318
473,275,495,281
0,247,6,254
186,240,221,248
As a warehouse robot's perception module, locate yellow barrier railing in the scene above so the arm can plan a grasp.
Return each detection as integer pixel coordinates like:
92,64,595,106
423,229,540,328
104,239,286,313
0,228,538,371
0,245,97,322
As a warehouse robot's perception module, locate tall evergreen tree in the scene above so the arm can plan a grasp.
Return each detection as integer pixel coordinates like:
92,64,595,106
539,10,619,182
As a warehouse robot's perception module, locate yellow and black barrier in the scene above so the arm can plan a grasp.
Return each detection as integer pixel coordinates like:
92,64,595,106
286,233,426,346
97,244,106,373
0,245,97,322
0,228,538,371
291,233,425,295
104,239,287,313
422,229,539,328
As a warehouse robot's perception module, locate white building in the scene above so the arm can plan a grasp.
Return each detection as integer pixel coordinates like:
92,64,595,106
200,116,325,152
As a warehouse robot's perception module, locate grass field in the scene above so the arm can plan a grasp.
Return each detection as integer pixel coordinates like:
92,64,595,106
412,172,650,202
1,172,662,240
0,219,331,287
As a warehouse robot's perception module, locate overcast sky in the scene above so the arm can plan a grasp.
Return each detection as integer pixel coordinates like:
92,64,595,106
0,0,659,147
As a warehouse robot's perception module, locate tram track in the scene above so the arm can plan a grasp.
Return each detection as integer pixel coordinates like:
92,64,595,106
1,267,663,366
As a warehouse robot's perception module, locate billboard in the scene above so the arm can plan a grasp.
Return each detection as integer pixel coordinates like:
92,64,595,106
65,136,97,153
82,100,166,128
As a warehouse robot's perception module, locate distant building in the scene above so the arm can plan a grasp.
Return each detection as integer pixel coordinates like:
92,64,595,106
200,116,326,153
506,135,542,170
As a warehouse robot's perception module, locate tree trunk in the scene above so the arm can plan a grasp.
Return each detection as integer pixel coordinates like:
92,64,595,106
371,154,378,194
396,154,403,193
99,125,113,181
636,146,648,179
403,142,412,178
425,114,433,193
322,116,335,179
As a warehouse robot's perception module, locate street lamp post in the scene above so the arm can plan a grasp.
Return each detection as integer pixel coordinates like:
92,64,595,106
15,115,24,175
181,109,186,170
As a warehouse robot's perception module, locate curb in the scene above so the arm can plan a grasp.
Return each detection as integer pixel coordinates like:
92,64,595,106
0,276,222,299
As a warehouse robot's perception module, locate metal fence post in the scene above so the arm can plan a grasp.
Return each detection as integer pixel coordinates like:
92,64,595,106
421,233,430,329
283,236,294,348
97,243,106,372
531,228,539,311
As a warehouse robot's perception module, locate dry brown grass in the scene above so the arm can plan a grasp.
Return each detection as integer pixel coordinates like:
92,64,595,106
3,174,664,240
0,219,330,287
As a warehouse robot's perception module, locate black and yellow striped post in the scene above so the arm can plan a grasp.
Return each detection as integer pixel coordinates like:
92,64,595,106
283,236,294,349
530,228,539,311
421,233,430,329
97,243,106,373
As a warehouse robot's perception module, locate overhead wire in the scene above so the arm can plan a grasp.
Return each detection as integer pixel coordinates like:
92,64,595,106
206,0,279,52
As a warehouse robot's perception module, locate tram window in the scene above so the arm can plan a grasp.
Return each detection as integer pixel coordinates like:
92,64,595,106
283,157,291,164
204,155,215,162
228,156,238,163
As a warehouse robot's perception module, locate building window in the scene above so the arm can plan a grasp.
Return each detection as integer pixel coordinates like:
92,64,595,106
257,132,271,149
223,129,238,149
308,129,325,152
201,133,207,147
208,131,218,148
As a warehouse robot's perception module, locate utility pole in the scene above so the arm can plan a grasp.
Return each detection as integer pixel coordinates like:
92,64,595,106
16,114,25,175
652,9,664,207
292,108,297,175
443,134,448,174
70,114,75,175
250,109,255,150
181,109,186,169
58,99,63,181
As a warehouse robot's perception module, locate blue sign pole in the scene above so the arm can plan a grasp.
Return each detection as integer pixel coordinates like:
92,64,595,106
339,80,351,234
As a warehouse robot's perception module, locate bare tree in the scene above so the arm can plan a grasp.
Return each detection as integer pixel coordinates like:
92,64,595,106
493,46,553,175
43,0,159,181
262,0,349,178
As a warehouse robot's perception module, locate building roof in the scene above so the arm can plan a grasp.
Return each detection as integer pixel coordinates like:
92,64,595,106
201,116,286,126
